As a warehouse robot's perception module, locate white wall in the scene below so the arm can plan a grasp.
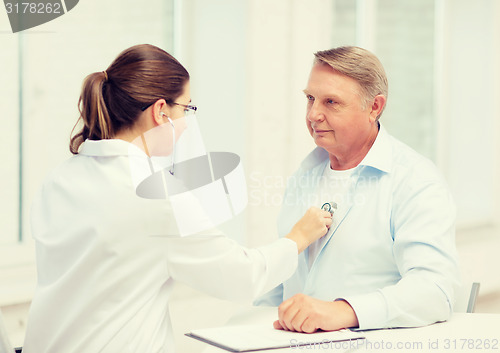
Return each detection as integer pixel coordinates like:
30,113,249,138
443,0,500,297
178,0,335,246
443,0,500,228
0,34,20,245
177,0,248,244
180,0,337,247
244,0,335,247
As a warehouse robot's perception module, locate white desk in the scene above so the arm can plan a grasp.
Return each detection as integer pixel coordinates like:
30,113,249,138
197,306,500,353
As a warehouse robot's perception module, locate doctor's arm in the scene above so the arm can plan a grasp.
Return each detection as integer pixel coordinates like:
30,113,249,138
164,207,331,302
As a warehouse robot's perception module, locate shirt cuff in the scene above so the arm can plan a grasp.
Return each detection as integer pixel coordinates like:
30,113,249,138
339,290,388,330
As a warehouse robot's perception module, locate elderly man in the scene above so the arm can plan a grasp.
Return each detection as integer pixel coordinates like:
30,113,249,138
255,46,460,333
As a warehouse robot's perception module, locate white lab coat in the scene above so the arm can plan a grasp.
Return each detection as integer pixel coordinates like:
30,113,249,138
23,139,297,353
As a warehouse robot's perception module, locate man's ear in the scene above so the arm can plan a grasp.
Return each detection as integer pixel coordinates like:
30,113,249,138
369,95,386,122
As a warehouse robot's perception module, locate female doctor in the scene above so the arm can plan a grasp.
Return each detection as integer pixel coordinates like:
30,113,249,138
22,44,332,353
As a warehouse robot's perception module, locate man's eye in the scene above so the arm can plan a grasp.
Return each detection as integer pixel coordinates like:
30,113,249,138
326,99,336,104
306,95,314,101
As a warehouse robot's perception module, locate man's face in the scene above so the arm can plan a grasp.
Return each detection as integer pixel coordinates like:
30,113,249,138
304,63,376,158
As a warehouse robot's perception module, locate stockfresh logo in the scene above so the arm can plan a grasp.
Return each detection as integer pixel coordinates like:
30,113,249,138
4,0,79,33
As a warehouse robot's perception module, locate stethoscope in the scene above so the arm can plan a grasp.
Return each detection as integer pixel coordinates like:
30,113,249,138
156,112,175,175
167,117,175,175
321,202,338,215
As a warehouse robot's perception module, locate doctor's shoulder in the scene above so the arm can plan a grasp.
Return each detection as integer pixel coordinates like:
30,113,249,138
32,153,87,196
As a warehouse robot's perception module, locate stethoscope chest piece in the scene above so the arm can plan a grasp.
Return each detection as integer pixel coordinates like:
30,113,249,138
321,202,338,215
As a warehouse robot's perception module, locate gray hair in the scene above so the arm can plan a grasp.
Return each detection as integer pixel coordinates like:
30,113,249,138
314,46,388,119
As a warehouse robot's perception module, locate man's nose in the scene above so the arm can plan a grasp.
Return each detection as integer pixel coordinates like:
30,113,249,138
307,103,325,122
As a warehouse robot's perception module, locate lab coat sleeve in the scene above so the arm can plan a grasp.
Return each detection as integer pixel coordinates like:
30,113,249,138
341,174,461,329
164,234,298,303
253,165,306,307
253,283,284,307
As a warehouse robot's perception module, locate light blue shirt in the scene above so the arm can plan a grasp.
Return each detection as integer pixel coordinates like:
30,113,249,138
255,124,461,329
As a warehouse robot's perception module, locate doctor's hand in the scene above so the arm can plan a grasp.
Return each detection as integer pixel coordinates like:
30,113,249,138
285,207,332,253
273,294,359,333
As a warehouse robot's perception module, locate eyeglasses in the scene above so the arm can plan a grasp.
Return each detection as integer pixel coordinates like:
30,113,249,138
171,102,197,115
140,100,197,116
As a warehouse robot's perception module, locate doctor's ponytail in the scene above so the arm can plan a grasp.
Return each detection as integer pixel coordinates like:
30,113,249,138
70,44,189,154
70,72,112,154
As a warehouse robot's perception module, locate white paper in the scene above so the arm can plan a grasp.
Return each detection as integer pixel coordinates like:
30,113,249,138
187,324,365,352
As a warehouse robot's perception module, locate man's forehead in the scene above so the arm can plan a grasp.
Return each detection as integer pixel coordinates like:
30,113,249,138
304,63,362,97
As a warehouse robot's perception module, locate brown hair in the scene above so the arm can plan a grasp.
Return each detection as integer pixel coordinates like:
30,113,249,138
314,46,388,119
70,44,190,154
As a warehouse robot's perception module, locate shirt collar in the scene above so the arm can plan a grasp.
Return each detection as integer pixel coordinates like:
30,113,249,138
79,139,148,158
300,123,393,174
357,123,393,173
